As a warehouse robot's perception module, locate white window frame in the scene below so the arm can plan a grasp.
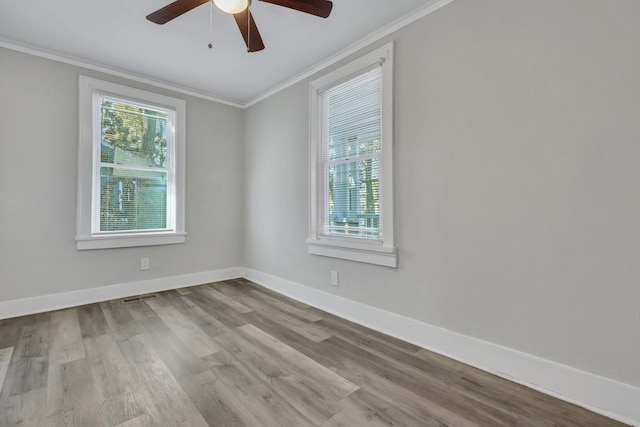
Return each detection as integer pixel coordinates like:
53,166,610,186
307,43,397,267
76,76,186,250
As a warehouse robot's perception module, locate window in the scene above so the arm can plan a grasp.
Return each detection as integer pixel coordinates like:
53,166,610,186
76,76,186,250
307,43,397,267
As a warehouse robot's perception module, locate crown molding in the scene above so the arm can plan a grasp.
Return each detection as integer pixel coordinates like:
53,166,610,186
244,0,456,107
0,38,244,108
1,0,455,109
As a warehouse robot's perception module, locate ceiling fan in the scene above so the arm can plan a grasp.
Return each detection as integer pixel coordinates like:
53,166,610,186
146,0,333,52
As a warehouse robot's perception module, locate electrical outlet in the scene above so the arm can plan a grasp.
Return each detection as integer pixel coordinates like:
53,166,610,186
330,271,339,287
140,257,150,271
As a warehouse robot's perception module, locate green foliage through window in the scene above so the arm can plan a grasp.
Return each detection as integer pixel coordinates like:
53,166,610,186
99,98,169,232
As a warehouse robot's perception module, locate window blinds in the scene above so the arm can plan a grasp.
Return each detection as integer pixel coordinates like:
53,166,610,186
93,96,173,233
319,65,383,240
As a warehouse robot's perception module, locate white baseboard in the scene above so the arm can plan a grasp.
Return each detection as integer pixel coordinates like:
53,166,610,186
2,266,637,425
244,268,640,426
0,267,243,320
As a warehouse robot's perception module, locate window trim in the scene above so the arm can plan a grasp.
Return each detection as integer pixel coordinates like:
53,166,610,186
307,43,397,267
76,76,186,250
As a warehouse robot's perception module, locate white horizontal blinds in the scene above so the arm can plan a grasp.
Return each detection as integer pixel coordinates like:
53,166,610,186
319,65,383,240
94,95,172,233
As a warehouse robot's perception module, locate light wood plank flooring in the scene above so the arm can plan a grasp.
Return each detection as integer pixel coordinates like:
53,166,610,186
0,279,628,426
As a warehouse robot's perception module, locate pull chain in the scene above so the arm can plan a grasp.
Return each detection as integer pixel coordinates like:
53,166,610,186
208,0,214,49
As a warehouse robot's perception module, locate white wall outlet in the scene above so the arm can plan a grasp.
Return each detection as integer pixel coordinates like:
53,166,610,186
330,271,339,287
140,257,150,271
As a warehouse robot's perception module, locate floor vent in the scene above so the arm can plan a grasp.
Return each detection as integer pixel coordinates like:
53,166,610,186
122,294,157,304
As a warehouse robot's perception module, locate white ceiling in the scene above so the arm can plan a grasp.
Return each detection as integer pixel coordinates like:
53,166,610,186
0,0,447,106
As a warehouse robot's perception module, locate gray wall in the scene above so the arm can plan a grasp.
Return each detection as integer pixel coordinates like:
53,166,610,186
0,48,245,301
1,0,639,392
244,0,640,387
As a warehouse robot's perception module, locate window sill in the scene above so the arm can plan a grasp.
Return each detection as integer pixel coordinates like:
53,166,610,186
306,238,397,267
76,232,186,250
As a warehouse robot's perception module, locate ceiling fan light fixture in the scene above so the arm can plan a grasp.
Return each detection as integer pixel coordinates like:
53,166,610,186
214,0,249,14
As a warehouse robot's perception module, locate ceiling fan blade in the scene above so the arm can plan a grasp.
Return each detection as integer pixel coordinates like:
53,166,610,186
233,9,265,52
259,0,332,18
146,0,209,24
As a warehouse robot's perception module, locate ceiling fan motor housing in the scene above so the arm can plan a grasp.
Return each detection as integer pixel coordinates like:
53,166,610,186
146,0,333,52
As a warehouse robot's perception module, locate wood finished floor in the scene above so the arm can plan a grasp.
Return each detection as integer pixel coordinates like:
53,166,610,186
0,279,627,427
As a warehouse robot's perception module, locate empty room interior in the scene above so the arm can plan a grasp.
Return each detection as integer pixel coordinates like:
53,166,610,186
1,0,639,425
